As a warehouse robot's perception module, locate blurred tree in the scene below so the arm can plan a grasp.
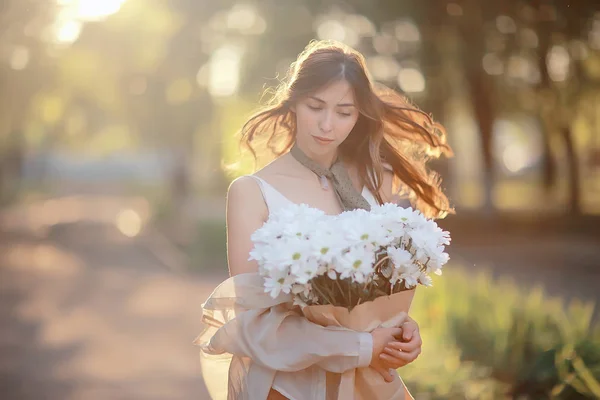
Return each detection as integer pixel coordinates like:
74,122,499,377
0,0,57,203
3,0,599,217
344,0,600,214
544,0,599,215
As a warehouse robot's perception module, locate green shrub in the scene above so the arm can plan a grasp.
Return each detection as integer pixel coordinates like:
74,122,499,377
402,267,600,399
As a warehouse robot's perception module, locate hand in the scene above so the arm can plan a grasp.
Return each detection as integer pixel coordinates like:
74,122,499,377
369,327,403,382
379,317,422,369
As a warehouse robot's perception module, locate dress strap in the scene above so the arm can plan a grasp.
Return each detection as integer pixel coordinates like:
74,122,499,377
244,175,293,215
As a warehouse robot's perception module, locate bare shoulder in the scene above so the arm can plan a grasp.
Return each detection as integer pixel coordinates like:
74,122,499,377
228,174,260,196
227,175,267,221
226,175,270,277
253,154,297,181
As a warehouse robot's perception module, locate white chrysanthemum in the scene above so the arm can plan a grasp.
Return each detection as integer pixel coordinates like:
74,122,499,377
263,269,295,298
308,224,345,263
280,219,318,240
254,238,310,278
391,263,421,288
271,203,325,224
418,272,433,287
326,266,337,280
409,227,439,257
271,238,312,268
387,246,412,268
370,203,401,215
337,212,392,248
372,205,420,238
291,258,322,284
427,251,449,273
291,282,312,298
248,246,267,264
251,200,451,304
335,245,376,283
404,208,429,227
250,225,275,244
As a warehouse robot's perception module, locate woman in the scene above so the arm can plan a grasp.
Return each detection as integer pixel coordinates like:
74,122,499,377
196,40,452,400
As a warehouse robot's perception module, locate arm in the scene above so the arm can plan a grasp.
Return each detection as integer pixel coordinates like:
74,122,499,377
378,170,424,369
226,176,268,277
225,176,374,373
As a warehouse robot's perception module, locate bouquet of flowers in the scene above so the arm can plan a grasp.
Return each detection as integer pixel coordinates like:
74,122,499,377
249,203,451,399
249,203,451,310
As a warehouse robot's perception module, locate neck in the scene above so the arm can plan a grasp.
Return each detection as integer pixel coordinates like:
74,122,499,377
294,138,338,169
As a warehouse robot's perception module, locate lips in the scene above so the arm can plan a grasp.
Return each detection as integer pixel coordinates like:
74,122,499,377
312,135,334,144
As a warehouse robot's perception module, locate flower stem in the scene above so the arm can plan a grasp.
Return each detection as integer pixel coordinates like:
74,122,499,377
311,281,332,305
334,278,347,304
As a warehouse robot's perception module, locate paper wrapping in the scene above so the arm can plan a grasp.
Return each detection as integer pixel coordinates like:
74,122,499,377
195,273,415,399
302,290,415,400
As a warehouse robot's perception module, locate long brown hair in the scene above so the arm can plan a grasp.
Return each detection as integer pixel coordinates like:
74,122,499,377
239,40,453,219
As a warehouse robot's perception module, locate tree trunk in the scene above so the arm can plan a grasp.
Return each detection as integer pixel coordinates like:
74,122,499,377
561,126,581,215
459,1,496,213
535,1,558,193
539,118,557,191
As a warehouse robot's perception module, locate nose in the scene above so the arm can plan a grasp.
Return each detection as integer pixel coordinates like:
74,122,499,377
319,111,334,133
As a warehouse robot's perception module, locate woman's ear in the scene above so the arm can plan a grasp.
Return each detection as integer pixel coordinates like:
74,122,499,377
290,103,296,113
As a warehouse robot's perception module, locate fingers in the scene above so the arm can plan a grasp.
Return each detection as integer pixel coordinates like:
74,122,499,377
400,320,418,341
387,328,404,339
383,346,404,359
379,353,407,369
382,347,421,364
385,337,423,352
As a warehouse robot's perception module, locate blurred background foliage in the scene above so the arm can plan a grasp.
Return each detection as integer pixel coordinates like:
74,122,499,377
403,269,600,399
2,0,600,215
1,0,599,398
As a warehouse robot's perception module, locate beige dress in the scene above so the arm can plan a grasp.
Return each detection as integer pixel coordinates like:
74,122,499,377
194,176,411,400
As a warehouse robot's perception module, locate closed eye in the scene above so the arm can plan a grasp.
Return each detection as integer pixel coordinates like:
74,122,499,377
308,104,352,117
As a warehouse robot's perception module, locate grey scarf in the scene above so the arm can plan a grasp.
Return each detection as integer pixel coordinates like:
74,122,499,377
290,143,371,211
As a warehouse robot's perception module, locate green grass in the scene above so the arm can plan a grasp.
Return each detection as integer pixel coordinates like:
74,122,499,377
403,267,600,399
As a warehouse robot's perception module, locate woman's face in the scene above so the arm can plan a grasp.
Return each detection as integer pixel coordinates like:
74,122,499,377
293,79,360,157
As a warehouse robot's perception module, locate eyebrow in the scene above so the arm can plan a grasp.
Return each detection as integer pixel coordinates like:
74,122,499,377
309,96,355,107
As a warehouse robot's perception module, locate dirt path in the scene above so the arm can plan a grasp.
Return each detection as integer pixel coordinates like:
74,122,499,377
0,221,224,400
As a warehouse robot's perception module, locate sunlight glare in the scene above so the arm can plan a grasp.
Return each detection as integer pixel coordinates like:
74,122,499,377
367,56,400,81
546,45,570,82
55,19,82,44
52,0,127,44
482,53,504,76
502,145,529,173
395,20,421,42
397,68,426,93
227,4,257,31
58,0,127,21
208,45,242,97
10,46,30,70
316,19,359,47
116,209,142,238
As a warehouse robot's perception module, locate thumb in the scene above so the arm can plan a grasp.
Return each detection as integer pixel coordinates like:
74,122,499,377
401,323,414,341
388,328,403,339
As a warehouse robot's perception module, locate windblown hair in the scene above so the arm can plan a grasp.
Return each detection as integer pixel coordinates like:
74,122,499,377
239,40,453,219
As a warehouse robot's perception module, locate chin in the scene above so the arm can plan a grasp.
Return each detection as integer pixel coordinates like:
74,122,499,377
313,142,338,153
